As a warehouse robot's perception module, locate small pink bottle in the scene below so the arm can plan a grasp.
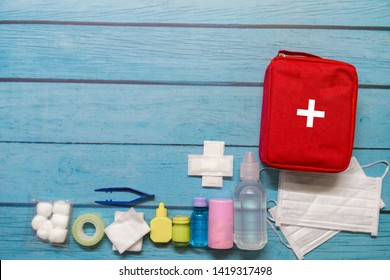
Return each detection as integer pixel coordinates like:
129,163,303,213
208,199,234,249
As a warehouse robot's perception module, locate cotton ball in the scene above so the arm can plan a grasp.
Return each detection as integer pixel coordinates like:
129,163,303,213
36,220,53,240
52,200,71,216
51,214,69,229
31,215,48,230
36,202,53,218
49,228,68,244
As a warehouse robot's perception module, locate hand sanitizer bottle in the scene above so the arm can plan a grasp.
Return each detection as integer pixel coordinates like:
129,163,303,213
234,152,267,250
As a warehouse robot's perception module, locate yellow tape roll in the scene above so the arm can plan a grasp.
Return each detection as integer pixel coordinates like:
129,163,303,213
72,213,105,246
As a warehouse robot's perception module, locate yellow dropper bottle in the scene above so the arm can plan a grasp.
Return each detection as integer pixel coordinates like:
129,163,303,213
150,202,172,243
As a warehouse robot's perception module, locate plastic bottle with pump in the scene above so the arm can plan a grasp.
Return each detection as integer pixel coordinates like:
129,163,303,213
233,152,267,250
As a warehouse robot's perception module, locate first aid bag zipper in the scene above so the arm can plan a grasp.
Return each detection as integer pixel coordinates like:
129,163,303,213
277,50,322,59
276,50,352,67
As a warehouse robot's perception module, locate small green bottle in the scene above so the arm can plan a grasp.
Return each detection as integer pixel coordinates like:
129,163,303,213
172,216,190,246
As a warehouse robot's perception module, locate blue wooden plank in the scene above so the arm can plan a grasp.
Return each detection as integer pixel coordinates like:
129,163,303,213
1,144,389,206
0,143,262,204
0,0,389,27
0,84,388,148
1,0,389,263
0,26,389,85
0,84,262,146
0,205,389,260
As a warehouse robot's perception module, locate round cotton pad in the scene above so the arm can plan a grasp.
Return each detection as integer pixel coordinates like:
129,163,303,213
49,228,68,244
51,214,70,229
53,200,71,215
31,215,48,230
36,202,53,218
72,213,105,246
37,220,53,240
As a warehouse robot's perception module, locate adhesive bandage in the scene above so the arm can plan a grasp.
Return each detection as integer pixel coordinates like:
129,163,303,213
188,141,234,187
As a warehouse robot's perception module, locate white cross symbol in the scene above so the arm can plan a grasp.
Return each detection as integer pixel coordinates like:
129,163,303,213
296,99,325,128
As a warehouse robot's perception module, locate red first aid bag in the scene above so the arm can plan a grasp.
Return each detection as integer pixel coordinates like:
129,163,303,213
259,50,358,172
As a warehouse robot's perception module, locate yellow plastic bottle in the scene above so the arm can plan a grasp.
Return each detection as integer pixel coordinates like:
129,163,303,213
172,216,190,246
150,202,172,243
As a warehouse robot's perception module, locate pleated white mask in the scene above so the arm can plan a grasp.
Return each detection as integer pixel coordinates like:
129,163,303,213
275,158,389,237
269,157,388,259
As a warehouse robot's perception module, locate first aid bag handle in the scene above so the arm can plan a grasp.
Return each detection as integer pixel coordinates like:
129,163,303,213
278,50,322,59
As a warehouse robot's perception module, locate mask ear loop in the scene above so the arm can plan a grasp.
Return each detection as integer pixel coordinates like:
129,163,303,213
362,160,390,180
266,200,291,249
266,200,277,222
261,168,291,249
259,167,278,183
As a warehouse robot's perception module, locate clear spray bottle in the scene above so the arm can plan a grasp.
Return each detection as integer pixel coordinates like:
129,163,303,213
233,152,267,250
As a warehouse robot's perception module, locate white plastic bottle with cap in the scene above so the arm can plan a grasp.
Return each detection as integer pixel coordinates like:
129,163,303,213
233,152,267,250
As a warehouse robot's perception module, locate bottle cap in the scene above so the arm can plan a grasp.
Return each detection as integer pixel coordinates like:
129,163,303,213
173,216,190,224
240,152,260,181
193,197,207,207
156,202,167,217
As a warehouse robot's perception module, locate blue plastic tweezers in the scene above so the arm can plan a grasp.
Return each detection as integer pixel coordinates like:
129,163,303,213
94,187,155,206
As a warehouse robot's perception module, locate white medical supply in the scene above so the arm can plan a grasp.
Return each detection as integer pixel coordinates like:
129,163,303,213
275,159,389,236
32,200,72,244
51,214,70,229
36,202,53,218
112,211,145,252
49,228,68,244
269,206,338,260
269,157,388,259
31,215,48,230
52,200,71,215
37,220,54,240
188,141,233,187
234,152,267,250
105,208,150,254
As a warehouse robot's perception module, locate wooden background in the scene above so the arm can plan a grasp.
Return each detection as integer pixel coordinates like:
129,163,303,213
0,0,389,260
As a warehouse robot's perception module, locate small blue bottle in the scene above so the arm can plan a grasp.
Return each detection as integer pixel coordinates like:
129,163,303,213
190,197,208,247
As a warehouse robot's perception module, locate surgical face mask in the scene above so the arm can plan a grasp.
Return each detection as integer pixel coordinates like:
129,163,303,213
275,158,389,236
339,156,385,208
269,157,388,259
268,206,338,260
